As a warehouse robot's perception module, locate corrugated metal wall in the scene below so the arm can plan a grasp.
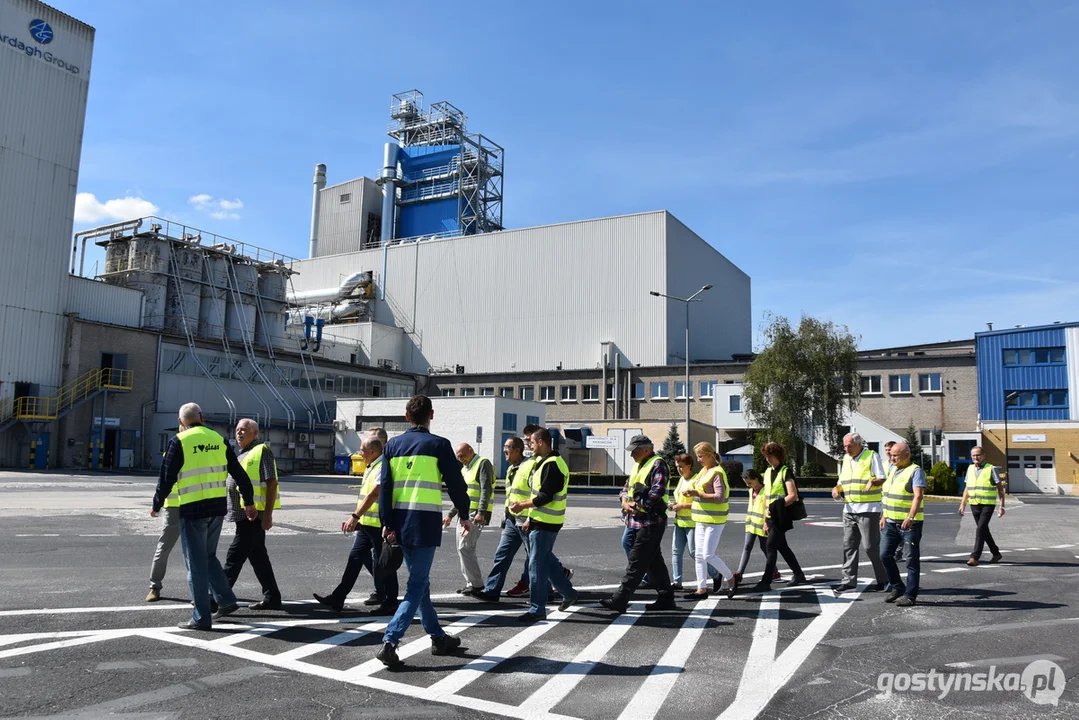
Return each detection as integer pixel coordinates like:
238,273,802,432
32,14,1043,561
289,211,686,374
1068,326,1079,420
65,277,143,327
314,178,382,257
0,0,94,394
976,326,1070,421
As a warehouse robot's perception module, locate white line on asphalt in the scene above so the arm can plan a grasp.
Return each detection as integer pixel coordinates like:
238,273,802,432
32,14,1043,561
209,626,280,647
946,653,1067,668
1050,544,1075,549
617,596,722,720
343,613,491,679
944,552,971,557
0,630,137,660
934,568,969,573
273,620,389,661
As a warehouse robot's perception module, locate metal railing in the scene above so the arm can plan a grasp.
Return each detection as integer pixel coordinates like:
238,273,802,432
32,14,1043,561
1,368,134,423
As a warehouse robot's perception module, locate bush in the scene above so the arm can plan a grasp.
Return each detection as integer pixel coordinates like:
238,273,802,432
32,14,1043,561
720,459,744,483
801,461,825,478
927,462,958,496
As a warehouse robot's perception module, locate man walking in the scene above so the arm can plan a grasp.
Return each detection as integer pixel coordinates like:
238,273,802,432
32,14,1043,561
879,442,926,607
832,433,888,593
145,480,179,602
444,443,493,595
222,419,282,610
473,436,531,601
376,395,471,666
959,446,1005,566
602,435,675,613
152,403,256,630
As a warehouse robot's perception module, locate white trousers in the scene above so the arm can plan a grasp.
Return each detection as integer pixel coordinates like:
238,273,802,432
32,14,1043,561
694,523,733,589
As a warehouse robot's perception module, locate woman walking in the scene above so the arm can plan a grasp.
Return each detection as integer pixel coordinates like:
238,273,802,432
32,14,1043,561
683,442,734,599
751,442,807,592
668,454,717,590
729,468,769,596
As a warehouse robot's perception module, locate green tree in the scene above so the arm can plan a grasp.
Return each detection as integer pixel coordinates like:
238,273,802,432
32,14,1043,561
904,424,930,469
742,313,861,458
659,423,686,475
928,461,958,496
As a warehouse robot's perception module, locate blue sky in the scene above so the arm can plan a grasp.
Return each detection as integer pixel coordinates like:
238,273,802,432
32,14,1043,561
63,0,1079,351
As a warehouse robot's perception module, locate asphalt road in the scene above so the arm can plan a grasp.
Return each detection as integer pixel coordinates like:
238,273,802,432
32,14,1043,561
1,471,1077,719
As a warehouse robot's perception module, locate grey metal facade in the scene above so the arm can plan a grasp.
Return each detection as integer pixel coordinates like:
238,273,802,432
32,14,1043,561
288,210,752,375
313,177,383,257
65,276,144,328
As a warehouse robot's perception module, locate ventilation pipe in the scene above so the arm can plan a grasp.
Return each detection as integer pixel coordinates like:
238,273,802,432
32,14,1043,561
379,143,400,302
287,271,369,305
312,318,325,352
309,163,326,258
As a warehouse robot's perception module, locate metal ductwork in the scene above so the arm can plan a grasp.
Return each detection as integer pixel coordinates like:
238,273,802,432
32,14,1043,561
287,270,370,305
288,300,369,325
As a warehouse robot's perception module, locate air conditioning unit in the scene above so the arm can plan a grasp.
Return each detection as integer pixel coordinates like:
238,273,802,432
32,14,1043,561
377,358,399,371
332,420,348,431
298,432,309,442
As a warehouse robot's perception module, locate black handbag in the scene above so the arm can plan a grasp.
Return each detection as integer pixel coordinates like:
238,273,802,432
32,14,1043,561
375,539,403,578
788,478,808,521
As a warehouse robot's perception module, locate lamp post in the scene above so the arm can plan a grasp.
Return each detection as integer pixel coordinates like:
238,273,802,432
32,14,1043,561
1002,390,1019,490
650,284,712,451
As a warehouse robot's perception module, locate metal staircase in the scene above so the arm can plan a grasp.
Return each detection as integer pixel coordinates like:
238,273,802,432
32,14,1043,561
0,368,134,434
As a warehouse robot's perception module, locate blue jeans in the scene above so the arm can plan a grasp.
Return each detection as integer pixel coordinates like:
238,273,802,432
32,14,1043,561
526,528,575,617
622,526,635,557
383,544,443,645
178,515,237,627
670,524,718,584
484,520,529,595
880,520,922,600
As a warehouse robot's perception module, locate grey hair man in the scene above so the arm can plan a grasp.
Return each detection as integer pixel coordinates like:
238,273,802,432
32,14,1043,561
445,442,494,595
832,432,888,593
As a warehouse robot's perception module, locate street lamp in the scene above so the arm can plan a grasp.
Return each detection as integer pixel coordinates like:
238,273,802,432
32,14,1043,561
1003,390,1019,491
650,284,713,450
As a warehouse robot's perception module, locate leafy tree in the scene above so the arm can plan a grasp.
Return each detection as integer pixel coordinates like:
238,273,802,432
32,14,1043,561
659,423,686,476
742,313,861,457
928,461,958,496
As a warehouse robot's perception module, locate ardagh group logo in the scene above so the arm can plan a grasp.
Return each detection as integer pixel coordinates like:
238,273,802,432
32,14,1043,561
28,19,52,44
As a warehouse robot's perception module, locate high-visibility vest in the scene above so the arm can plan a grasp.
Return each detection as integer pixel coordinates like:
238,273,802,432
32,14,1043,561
388,454,444,514
628,455,669,507
966,464,999,505
238,442,281,511
690,465,729,525
175,426,228,506
161,450,179,508
356,456,383,527
838,448,883,504
883,464,924,522
463,455,494,514
673,473,697,528
504,460,531,513
526,453,569,525
746,487,767,537
764,464,790,507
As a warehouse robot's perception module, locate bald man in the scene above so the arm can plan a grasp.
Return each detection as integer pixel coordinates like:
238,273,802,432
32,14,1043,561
444,443,494,595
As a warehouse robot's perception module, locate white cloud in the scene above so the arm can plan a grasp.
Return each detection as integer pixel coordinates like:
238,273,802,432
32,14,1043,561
189,194,243,219
74,193,159,223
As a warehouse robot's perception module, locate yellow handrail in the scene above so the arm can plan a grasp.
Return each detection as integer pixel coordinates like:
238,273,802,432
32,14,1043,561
1,368,134,423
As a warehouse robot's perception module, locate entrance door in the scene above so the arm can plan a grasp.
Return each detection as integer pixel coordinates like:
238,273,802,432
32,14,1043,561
950,439,977,487
1008,450,1056,493
103,428,118,469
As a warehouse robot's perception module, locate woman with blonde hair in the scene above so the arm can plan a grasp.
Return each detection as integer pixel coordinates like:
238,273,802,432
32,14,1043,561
668,453,718,590
682,441,734,598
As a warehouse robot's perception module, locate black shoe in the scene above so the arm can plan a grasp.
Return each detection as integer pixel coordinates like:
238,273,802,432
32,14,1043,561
865,582,885,592
833,582,856,593
557,592,579,612
599,598,627,614
457,586,477,596
727,574,740,599
638,582,654,591
895,596,916,607
517,612,545,623
647,594,676,611
749,583,772,593
684,590,709,600
712,576,722,593
376,642,400,666
789,575,808,586
472,590,500,603
368,601,399,616
990,553,1003,563
177,620,212,631
671,583,684,591
312,593,344,612
364,593,385,606
885,589,903,603
249,599,282,611
209,599,218,614
212,603,239,620
431,634,462,656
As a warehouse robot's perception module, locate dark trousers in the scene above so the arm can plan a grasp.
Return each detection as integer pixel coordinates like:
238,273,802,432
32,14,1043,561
612,523,672,604
736,533,768,576
223,514,281,602
880,520,921,600
761,525,804,586
970,504,1000,559
330,524,399,603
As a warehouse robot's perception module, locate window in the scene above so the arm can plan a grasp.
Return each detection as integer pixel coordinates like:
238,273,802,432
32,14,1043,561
1004,347,1066,366
583,384,600,401
339,192,351,203
560,385,577,402
919,429,941,446
860,375,882,395
460,387,476,397
632,382,645,400
539,385,555,402
519,385,534,401
606,383,620,400
888,374,911,394
675,382,693,399
918,373,942,393
699,381,717,398
442,388,456,397
479,387,494,397
729,394,742,412
526,415,540,427
502,413,517,432
651,382,669,399
499,387,514,398
1007,390,1068,408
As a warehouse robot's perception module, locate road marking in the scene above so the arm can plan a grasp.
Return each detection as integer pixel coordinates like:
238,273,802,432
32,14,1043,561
0,630,137,660
274,620,389,661
208,626,280,646
344,613,491,679
943,552,971,557
617,596,722,720
1050,544,1075,549
523,606,644,714
933,568,968,573
825,617,1079,648
946,653,1067,668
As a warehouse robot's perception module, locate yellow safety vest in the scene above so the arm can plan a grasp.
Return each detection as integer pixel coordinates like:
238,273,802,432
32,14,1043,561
690,465,729,525
526,453,569,525
463,455,494,514
357,456,382,527
388,454,444,514
838,448,882,504
966,464,998,505
746,486,767,537
627,455,669,507
238,442,281,511
763,464,790,507
175,426,228,506
673,472,697,528
883,464,924,522
504,459,531,513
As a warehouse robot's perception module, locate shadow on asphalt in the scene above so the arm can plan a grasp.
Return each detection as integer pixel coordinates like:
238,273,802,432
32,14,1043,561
916,586,1067,611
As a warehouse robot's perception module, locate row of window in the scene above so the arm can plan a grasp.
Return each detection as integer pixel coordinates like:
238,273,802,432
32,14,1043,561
860,373,941,395
1006,390,1068,408
1003,347,1065,366
444,381,732,402
501,413,542,432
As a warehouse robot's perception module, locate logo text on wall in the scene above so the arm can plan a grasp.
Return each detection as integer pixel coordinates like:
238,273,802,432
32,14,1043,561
0,19,79,75
29,19,52,44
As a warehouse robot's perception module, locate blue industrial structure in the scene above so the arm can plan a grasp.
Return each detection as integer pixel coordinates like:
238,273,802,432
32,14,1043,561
976,323,1074,422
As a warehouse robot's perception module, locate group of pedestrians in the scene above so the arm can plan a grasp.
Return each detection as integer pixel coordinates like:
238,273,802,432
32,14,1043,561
146,394,1008,664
